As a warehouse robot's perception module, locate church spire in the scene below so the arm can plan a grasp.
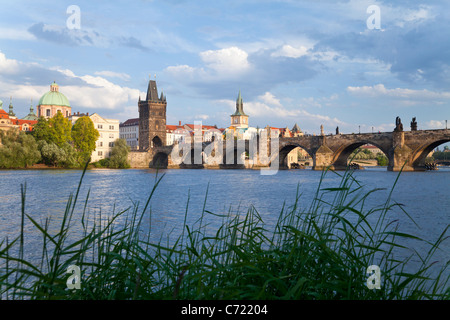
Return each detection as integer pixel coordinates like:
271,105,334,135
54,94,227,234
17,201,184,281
8,96,15,117
233,90,246,116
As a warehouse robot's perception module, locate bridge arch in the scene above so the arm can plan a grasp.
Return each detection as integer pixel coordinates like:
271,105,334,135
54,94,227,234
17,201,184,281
179,147,204,168
411,138,450,170
151,152,169,169
221,145,247,168
278,144,314,169
332,141,391,170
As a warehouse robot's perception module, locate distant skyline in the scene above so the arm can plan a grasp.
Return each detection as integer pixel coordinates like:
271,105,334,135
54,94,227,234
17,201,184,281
1,0,449,135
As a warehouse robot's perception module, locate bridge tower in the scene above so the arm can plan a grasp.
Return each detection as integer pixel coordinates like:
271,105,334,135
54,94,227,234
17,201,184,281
138,79,167,151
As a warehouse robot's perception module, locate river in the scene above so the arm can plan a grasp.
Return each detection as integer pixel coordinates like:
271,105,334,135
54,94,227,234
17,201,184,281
0,166,449,284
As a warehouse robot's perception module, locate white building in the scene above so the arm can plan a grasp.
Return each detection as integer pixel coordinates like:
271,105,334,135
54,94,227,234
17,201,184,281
120,118,139,150
70,112,120,162
166,123,188,145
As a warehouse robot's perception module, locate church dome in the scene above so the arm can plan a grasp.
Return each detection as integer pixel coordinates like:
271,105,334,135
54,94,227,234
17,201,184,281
38,82,71,107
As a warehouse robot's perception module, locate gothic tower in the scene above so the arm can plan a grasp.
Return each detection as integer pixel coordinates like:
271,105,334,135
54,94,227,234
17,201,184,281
138,79,167,151
230,90,248,129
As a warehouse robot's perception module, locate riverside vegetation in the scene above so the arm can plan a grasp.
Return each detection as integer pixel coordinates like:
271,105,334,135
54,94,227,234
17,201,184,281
0,114,130,169
0,163,448,300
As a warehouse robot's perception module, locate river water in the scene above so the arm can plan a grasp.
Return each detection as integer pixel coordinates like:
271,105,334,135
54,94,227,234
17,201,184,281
0,166,449,284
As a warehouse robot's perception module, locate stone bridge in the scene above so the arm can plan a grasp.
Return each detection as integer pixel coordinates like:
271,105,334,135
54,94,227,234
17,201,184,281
128,128,450,172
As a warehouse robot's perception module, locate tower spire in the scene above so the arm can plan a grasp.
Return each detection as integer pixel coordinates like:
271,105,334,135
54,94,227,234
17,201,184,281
9,96,15,117
234,89,246,116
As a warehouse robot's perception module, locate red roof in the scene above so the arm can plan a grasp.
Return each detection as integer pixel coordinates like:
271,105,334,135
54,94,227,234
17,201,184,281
184,124,218,130
0,109,9,118
166,125,185,132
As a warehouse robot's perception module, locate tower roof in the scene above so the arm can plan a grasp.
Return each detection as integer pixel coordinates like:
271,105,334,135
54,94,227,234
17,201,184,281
38,82,71,107
292,123,302,133
232,90,247,116
22,100,38,121
146,80,166,102
8,97,15,116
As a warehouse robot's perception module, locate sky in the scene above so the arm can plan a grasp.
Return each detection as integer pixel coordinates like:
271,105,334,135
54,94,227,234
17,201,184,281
0,0,449,136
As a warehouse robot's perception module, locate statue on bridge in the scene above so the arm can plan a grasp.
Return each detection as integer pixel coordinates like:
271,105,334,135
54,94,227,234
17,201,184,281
411,117,418,131
394,116,403,132
336,126,340,135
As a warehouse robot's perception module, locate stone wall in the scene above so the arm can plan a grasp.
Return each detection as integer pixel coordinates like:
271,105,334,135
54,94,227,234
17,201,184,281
128,151,152,168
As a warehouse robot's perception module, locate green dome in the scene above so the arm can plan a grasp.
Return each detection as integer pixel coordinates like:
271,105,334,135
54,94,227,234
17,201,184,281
38,82,71,107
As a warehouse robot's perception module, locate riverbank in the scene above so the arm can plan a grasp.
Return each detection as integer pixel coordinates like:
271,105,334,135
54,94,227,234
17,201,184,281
0,167,448,300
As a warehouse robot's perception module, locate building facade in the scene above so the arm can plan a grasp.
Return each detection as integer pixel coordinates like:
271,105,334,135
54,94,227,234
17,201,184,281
0,99,37,132
37,82,72,119
138,79,167,150
69,112,119,162
120,118,139,150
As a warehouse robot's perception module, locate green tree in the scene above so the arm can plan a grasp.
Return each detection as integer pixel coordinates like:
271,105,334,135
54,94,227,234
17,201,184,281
48,111,72,148
376,153,388,166
39,141,67,167
108,138,131,168
72,116,99,162
38,140,81,168
0,130,41,168
32,116,54,144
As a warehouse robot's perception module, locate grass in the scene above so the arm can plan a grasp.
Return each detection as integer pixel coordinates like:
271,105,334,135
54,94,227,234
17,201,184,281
0,163,448,300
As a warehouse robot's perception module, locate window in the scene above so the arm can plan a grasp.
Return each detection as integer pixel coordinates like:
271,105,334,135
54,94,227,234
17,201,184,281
109,133,114,139
98,151,103,156
98,124,103,129
46,109,51,117
109,142,114,147
99,141,103,147
109,125,114,130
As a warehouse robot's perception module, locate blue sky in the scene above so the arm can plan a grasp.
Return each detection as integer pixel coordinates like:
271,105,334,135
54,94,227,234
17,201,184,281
0,0,449,135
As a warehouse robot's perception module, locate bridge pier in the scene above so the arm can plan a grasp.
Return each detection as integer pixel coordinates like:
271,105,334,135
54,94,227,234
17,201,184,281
388,131,414,172
312,142,334,171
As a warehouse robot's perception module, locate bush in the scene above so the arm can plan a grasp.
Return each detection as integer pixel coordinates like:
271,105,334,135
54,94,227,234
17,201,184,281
0,130,41,168
376,153,389,166
107,139,130,169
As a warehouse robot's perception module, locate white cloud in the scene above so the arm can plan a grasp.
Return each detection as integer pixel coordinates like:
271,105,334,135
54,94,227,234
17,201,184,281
94,71,131,81
271,45,309,58
0,27,36,41
199,46,251,75
0,52,20,74
259,92,283,108
165,64,206,80
425,120,445,129
165,46,252,83
0,51,144,113
347,84,450,100
53,70,144,110
216,92,346,132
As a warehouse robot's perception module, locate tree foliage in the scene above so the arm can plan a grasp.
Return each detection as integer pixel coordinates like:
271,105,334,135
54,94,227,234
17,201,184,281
107,138,130,168
32,116,54,144
72,116,99,162
0,130,41,168
72,116,99,153
49,112,72,148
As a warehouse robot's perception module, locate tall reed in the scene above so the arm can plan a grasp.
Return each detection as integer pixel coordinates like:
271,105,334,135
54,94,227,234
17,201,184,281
0,165,448,300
